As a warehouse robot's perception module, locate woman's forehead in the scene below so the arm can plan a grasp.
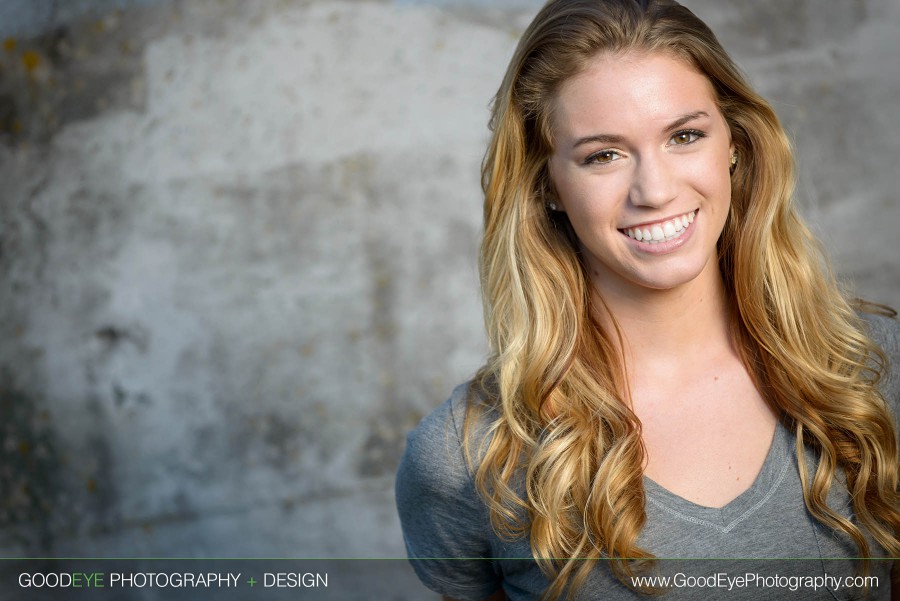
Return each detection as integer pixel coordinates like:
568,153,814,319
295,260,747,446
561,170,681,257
550,51,721,141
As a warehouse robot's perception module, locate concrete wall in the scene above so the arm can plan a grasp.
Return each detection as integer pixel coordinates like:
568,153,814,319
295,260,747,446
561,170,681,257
0,0,898,599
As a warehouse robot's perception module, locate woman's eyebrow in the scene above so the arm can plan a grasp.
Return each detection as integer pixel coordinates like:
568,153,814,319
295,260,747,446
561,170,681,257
663,110,709,132
571,110,710,150
572,132,625,148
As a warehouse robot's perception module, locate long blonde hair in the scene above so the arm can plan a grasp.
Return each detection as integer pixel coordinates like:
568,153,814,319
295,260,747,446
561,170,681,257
468,0,900,598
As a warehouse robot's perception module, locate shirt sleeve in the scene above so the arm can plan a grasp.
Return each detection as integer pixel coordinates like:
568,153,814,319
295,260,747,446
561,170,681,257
395,384,503,601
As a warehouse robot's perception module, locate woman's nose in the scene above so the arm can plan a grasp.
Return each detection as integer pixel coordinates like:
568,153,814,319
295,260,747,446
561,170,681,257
630,155,677,208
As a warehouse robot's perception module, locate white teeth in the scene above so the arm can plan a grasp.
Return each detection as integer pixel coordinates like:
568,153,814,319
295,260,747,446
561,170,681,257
663,222,676,239
622,210,697,244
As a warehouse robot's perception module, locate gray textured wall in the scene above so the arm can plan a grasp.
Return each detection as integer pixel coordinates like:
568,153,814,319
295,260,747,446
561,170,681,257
0,0,898,599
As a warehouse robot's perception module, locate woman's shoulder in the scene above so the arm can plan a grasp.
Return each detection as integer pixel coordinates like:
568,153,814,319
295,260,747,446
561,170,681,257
859,310,899,369
859,310,900,417
406,383,470,448
860,310,900,355
395,383,505,600
406,381,494,444
397,381,499,491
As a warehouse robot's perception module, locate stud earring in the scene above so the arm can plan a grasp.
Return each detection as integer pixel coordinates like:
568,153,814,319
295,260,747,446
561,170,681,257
730,152,738,166
548,202,558,211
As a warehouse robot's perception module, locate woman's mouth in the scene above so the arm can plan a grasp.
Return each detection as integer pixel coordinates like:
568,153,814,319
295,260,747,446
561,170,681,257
620,209,697,244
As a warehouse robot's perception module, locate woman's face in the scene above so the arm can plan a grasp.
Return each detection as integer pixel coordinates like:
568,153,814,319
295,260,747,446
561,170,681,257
548,51,734,298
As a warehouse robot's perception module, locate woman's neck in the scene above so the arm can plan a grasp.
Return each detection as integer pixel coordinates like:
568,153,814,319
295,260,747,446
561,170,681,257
594,264,733,368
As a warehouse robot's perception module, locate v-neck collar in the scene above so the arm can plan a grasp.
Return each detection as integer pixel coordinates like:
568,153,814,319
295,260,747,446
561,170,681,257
642,421,792,533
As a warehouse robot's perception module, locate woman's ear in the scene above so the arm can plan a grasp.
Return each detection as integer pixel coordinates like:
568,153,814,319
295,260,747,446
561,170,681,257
546,196,565,213
543,170,566,213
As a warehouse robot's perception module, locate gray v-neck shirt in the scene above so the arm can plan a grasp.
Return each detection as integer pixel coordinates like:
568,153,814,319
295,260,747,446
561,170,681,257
396,313,900,600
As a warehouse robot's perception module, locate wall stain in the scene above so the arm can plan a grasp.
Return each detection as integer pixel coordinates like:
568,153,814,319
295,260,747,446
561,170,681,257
0,93,17,136
0,5,164,145
80,399,121,533
227,409,317,475
94,324,149,353
20,50,41,74
110,382,151,408
0,389,62,553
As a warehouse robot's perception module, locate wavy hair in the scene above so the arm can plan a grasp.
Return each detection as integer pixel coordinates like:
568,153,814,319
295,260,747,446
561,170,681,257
466,0,900,598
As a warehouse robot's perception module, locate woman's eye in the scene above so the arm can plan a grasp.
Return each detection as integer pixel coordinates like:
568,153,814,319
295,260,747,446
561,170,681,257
586,150,621,165
670,130,704,145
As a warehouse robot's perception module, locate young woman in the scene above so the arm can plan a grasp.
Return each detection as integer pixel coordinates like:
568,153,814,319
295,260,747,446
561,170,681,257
396,0,900,599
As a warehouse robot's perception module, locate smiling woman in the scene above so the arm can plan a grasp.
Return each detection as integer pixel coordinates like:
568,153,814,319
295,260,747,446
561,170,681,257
395,1,900,600
548,52,734,296
545,51,781,513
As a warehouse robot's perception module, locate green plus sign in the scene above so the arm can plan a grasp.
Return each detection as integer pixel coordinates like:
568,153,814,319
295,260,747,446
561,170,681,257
246,577,257,587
